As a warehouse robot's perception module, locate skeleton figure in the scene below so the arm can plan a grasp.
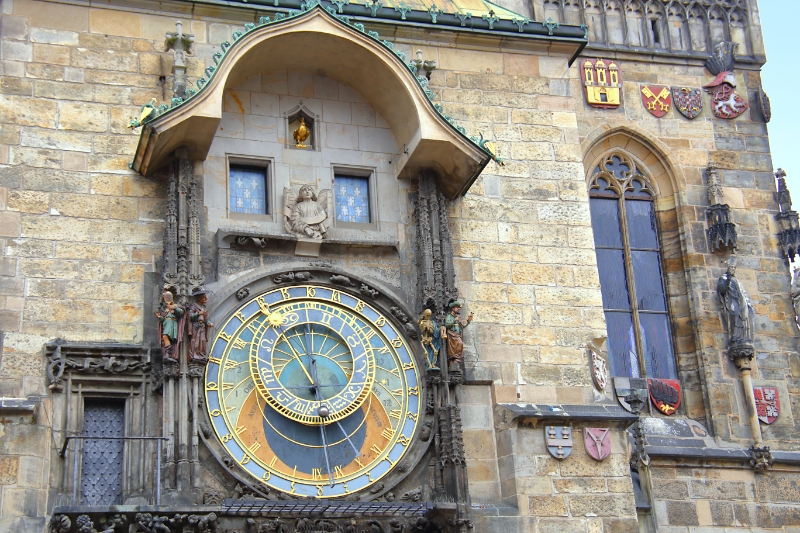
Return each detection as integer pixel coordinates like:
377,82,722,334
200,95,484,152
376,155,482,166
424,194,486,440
284,185,331,239
716,259,755,346
418,309,442,368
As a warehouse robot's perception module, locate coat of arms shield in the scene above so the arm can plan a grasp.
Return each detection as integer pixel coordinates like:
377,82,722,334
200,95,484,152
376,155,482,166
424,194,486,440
584,428,611,461
703,71,748,119
545,426,573,460
641,85,672,118
648,378,681,415
672,87,703,119
754,386,780,424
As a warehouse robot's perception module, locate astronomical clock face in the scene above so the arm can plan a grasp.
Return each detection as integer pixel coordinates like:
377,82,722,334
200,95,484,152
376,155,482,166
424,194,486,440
205,284,421,498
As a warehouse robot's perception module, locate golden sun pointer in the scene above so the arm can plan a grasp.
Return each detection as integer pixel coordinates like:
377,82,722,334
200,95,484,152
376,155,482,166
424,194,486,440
267,311,285,328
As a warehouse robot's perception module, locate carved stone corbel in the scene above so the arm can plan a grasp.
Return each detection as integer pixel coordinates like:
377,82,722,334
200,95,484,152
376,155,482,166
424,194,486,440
706,164,737,252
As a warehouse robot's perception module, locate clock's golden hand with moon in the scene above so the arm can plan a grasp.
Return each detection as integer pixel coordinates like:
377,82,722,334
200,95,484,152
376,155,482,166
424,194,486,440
205,285,420,497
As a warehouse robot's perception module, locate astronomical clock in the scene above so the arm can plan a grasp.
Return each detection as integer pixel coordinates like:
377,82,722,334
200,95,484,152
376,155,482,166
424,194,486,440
203,277,426,499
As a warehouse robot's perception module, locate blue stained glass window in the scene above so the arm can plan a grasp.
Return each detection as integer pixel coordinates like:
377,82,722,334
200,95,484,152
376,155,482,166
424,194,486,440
334,176,370,224
230,166,267,215
589,154,677,381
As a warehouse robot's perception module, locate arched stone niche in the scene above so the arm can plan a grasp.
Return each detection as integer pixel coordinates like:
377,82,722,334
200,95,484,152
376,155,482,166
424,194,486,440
131,8,490,200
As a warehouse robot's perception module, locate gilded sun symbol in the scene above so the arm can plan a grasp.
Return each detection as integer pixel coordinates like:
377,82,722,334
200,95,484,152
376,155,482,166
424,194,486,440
381,379,388,385
267,312,285,327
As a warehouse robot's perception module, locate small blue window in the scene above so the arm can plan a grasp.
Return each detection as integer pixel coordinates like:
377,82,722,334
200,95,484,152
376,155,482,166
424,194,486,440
334,176,370,224
230,165,267,215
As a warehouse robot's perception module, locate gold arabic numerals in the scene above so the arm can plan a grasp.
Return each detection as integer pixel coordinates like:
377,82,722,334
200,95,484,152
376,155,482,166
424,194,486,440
397,435,411,447
235,310,247,323
210,409,222,417
307,286,316,298
408,386,419,396
280,288,291,300
206,382,219,391
330,290,342,303
355,300,365,312
375,316,386,327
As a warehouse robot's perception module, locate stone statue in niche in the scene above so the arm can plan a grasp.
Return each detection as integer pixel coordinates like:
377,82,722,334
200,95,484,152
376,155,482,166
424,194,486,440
443,300,473,368
284,185,332,239
791,266,800,330
155,286,184,360
717,258,755,348
418,308,442,369
188,289,214,363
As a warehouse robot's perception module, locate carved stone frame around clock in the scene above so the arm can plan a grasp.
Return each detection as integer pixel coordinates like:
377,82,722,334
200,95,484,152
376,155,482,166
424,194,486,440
199,265,431,501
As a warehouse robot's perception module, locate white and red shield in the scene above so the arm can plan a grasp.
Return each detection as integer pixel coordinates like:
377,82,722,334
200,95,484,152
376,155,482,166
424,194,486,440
754,386,780,424
641,85,672,118
648,378,681,415
703,71,748,119
589,349,608,392
584,428,610,461
672,87,703,119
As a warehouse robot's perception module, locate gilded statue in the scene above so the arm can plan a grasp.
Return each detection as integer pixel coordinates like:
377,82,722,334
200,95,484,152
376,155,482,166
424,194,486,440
418,308,442,369
155,286,184,360
284,185,332,239
188,289,214,363
293,117,311,148
443,300,473,367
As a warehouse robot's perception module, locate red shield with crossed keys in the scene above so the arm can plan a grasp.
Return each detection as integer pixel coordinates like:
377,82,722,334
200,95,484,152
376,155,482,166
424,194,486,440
641,85,672,118
584,428,611,461
753,386,780,424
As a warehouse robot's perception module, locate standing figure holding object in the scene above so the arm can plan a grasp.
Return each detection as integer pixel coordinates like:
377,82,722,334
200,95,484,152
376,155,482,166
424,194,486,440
156,287,184,361
717,259,755,347
791,266,800,331
188,289,214,363
443,300,473,368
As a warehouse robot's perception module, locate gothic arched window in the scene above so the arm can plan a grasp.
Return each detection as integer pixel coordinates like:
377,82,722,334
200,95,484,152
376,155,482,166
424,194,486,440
588,152,677,379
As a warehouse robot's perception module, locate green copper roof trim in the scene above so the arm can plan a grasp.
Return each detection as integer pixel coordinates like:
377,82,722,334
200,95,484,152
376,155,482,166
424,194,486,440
132,3,504,164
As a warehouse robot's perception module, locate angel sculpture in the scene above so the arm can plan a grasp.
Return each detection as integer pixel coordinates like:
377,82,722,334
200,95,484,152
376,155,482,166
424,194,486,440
284,185,332,239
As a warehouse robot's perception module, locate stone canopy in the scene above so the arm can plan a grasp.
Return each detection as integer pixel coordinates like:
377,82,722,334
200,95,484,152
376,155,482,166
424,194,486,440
131,7,498,198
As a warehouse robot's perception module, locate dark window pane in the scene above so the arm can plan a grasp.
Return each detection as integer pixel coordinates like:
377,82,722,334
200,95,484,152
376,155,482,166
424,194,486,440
596,249,631,310
605,312,639,378
625,200,659,250
334,176,370,224
640,313,677,379
230,166,267,214
631,251,668,312
590,197,623,248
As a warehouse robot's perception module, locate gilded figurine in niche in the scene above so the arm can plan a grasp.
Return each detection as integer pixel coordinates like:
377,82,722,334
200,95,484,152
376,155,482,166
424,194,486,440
284,185,332,239
293,117,311,148
188,289,214,362
155,286,184,360
418,308,442,369
717,259,755,348
443,300,473,368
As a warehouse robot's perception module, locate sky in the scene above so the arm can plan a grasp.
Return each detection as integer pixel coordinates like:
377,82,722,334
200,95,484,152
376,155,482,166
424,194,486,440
759,1,800,193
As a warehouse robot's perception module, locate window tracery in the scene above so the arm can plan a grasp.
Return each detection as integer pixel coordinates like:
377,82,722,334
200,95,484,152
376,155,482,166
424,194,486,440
530,0,754,57
588,151,677,380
